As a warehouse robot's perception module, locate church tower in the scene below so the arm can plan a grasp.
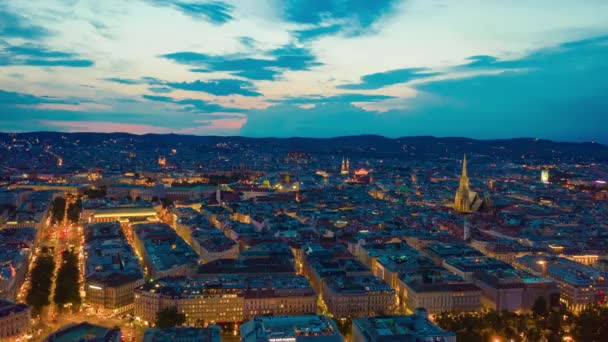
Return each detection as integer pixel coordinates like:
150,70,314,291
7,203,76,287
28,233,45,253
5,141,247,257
341,157,349,175
454,154,472,212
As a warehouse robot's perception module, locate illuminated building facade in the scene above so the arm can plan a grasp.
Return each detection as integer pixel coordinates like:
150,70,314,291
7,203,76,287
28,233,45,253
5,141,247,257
514,255,608,313
399,276,482,313
0,300,30,340
87,206,158,224
322,276,396,319
134,275,316,325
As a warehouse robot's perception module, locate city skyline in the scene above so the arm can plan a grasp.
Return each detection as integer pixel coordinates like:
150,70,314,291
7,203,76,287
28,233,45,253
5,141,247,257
1,0,608,142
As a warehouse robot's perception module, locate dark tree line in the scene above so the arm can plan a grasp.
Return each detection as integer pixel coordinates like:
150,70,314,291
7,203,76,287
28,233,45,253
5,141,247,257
26,248,55,315
156,307,186,328
435,297,608,342
54,250,81,310
67,199,82,223
84,187,107,199
51,197,66,223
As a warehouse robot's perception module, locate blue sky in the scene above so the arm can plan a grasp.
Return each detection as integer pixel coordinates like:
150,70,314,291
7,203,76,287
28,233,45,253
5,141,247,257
0,0,607,142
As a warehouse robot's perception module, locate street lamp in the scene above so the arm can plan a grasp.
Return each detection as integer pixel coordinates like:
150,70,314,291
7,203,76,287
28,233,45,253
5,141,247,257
537,260,547,277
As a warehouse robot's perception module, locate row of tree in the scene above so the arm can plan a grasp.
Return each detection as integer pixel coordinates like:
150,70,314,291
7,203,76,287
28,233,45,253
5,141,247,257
66,199,82,224
435,298,608,342
26,248,55,315
50,197,66,224
54,250,81,311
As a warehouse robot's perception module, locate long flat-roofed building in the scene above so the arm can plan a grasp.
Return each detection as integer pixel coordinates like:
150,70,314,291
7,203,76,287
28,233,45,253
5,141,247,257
240,315,344,342
132,223,199,279
88,206,158,224
84,222,145,315
134,275,316,326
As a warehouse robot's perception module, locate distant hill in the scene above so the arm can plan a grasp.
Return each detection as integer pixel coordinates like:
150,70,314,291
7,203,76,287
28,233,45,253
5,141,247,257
1,131,606,161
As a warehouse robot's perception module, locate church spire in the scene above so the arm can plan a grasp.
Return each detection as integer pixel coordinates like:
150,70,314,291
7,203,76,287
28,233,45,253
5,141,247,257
458,153,469,190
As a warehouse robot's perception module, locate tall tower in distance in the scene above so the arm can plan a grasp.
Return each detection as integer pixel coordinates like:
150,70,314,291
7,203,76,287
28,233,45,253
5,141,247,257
454,154,474,212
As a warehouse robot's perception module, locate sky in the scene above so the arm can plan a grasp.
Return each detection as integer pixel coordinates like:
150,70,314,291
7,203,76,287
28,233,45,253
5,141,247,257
0,0,607,142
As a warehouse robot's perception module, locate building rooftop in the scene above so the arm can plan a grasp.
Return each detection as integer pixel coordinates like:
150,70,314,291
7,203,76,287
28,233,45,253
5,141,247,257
84,222,144,287
240,315,344,342
142,326,221,342
0,299,30,319
133,223,199,272
515,254,608,287
198,256,295,276
136,275,314,299
325,276,394,294
353,311,455,342
43,322,121,342
444,256,512,273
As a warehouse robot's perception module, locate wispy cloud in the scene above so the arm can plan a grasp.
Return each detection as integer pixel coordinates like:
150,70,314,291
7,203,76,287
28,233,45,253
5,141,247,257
146,0,233,24
0,8,50,39
284,0,399,41
0,89,79,106
162,43,321,80
272,93,396,105
338,68,441,90
0,42,94,67
166,79,261,97
142,94,242,113
104,76,261,97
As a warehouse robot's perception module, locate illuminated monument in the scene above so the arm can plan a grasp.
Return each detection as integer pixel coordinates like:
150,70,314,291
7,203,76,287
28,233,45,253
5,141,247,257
541,169,550,183
340,157,350,175
454,154,486,212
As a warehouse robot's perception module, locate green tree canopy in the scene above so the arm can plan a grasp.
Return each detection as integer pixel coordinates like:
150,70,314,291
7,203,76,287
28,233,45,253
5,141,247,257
26,252,55,315
54,250,81,309
156,307,186,329
532,296,549,317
